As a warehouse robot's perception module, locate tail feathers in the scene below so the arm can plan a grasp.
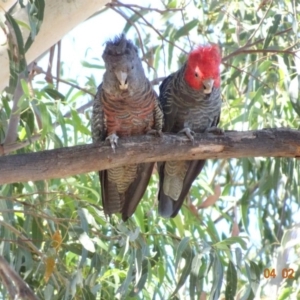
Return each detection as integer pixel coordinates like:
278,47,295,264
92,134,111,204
100,171,123,214
122,162,155,221
100,163,154,221
157,162,174,218
158,192,174,218
158,160,206,218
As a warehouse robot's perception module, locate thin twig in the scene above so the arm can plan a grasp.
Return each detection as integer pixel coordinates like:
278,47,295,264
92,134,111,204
33,65,95,96
223,48,297,62
130,6,187,53
0,220,43,256
111,3,187,54
28,62,36,98
179,6,192,49
109,1,184,13
276,197,287,241
56,40,61,90
222,27,293,62
223,62,271,89
212,183,259,224
236,49,296,55
110,6,160,77
45,44,55,84
51,100,93,129
0,190,82,200
0,209,77,224
109,6,146,59
246,0,274,46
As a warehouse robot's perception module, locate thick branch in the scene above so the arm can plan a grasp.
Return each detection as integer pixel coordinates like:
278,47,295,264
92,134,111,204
0,128,299,185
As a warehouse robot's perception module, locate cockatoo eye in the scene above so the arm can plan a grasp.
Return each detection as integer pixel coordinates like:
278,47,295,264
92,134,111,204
195,72,199,77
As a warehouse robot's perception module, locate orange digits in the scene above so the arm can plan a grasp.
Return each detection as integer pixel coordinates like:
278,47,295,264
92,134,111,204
282,268,295,279
263,268,295,279
263,269,276,278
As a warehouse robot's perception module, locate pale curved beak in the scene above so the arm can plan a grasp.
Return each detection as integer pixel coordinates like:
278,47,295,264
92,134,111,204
115,71,128,90
203,79,214,94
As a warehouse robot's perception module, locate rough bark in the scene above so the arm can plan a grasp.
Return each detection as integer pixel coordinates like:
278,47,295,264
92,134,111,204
0,0,109,91
0,128,299,185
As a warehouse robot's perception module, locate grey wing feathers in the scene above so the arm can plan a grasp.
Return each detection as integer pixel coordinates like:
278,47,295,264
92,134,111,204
158,73,177,132
91,84,106,143
158,73,174,109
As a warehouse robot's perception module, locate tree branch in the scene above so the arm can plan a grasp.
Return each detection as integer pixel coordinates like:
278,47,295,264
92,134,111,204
0,128,299,185
0,256,39,300
1,134,41,154
3,62,37,146
3,72,24,145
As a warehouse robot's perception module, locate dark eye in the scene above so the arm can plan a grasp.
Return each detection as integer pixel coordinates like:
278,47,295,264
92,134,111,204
132,65,134,69
195,72,198,77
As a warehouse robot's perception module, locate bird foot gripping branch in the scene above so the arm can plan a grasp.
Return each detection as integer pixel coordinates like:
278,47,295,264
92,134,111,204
105,133,119,152
178,127,195,143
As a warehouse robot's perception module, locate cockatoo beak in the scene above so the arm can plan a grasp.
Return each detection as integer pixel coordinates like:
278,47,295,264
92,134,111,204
203,79,214,94
115,71,128,90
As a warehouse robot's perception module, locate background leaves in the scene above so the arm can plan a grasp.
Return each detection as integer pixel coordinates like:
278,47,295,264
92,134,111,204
0,0,299,299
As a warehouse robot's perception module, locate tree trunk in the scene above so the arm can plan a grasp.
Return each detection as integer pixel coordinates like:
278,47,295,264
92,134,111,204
0,0,109,91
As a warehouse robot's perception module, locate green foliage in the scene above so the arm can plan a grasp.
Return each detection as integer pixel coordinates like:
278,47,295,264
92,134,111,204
0,0,300,299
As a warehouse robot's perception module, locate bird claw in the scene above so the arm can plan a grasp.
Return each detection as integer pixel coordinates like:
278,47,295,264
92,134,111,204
179,128,195,143
206,126,224,135
146,129,163,137
106,134,119,152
